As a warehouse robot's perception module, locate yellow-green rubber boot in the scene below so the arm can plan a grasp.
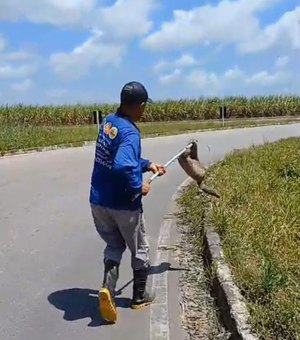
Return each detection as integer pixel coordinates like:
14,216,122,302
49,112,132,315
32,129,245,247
99,259,119,323
131,268,155,310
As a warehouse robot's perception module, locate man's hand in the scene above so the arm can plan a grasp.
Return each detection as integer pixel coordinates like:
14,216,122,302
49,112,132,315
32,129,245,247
142,181,151,196
148,162,166,176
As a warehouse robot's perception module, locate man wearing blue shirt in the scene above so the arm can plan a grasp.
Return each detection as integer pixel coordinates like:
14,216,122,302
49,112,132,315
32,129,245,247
89,81,166,323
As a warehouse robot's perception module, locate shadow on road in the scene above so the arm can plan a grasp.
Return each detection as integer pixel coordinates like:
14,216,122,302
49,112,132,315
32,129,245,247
47,288,131,327
115,261,189,296
47,262,189,327
149,261,190,274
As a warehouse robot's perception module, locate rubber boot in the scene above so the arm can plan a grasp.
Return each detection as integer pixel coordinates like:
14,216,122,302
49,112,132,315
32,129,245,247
98,259,119,323
131,268,155,310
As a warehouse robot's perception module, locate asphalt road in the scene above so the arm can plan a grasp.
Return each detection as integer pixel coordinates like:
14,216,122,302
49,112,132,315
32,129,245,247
1,124,299,340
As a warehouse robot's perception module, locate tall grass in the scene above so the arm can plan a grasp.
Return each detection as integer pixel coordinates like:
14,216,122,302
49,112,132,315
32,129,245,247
1,95,300,126
178,137,300,340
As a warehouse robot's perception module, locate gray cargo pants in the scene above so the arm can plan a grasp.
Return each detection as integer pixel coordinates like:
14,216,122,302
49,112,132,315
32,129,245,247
90,203,151,271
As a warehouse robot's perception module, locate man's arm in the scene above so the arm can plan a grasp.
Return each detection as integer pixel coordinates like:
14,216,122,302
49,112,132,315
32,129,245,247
141,158,151,173
113,131,143,194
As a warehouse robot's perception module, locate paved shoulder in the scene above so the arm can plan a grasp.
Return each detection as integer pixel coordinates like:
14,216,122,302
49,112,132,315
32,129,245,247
0,124,299,340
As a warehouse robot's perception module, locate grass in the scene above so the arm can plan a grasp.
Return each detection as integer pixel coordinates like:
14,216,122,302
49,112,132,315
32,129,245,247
178,137,300,340
1,117,300,155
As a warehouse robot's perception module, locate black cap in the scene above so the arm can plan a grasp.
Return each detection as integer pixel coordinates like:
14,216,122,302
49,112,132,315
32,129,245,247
120,81,153,105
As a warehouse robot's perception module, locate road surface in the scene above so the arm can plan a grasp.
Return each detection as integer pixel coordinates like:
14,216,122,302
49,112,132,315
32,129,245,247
1,124,299,340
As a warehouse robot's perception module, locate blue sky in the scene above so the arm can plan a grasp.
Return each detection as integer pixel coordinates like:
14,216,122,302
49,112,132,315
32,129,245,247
0,0,299,105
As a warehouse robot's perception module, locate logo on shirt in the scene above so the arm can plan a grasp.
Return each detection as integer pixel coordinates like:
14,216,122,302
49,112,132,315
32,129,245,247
103,121,118,139
103,122,112,134
109,127,118,139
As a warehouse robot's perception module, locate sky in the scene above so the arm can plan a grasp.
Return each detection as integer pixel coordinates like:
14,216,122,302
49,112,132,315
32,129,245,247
0,0,299,105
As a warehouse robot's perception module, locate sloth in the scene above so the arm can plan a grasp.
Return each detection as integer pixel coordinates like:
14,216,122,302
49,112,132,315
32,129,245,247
178,140,220,198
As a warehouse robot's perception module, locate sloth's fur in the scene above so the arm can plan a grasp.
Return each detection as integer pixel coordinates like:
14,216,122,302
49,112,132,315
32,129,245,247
178,140,220,198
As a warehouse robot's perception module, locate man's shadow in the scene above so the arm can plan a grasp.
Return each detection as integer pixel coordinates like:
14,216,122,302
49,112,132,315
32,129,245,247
48,287,129,327
47,262,189,328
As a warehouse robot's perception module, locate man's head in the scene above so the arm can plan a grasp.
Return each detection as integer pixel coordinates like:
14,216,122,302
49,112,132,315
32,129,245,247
119,81,152,121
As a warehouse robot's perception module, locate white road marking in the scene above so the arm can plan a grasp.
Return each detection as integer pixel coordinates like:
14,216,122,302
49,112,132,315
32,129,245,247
149,178,192,340
149,217,171,340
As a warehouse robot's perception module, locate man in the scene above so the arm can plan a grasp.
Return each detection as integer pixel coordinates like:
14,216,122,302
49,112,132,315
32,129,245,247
89,81,166,323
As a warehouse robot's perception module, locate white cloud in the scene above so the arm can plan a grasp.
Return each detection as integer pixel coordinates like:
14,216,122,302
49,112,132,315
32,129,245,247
0,0,96,27
174,54,197,67
223,65,244,81
274,56,289,68
0,34,40,62
153,60,168,72
0,0,156,41
1,1,157,80
0,45,39,66
141,0,299,55
0,64,37,79
4,49,36,62
239,6,300,53
245,70,288,86
141,0,270,51
187,69,219,91
94,0,156,40
155,55,207,87
153,53,199,73
10,78,34,92
159,69,182,84
50,31,125,79
0,40,41,99
185,65,290,95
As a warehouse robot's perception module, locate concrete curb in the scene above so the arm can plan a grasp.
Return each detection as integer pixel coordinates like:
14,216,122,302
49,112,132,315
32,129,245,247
203,202,259,340
174,177,259,340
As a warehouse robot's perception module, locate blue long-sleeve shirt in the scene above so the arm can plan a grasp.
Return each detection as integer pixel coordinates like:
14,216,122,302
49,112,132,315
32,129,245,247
89,111,151,211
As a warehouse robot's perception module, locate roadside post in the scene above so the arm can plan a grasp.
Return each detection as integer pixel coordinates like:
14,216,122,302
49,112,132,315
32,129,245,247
219,105,228,127
92,110,103,130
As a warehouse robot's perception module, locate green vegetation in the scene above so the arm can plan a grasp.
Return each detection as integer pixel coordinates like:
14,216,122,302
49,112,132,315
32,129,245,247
178,137,300,339
1,118,299,155
1,95,300,126
1,96,299,154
